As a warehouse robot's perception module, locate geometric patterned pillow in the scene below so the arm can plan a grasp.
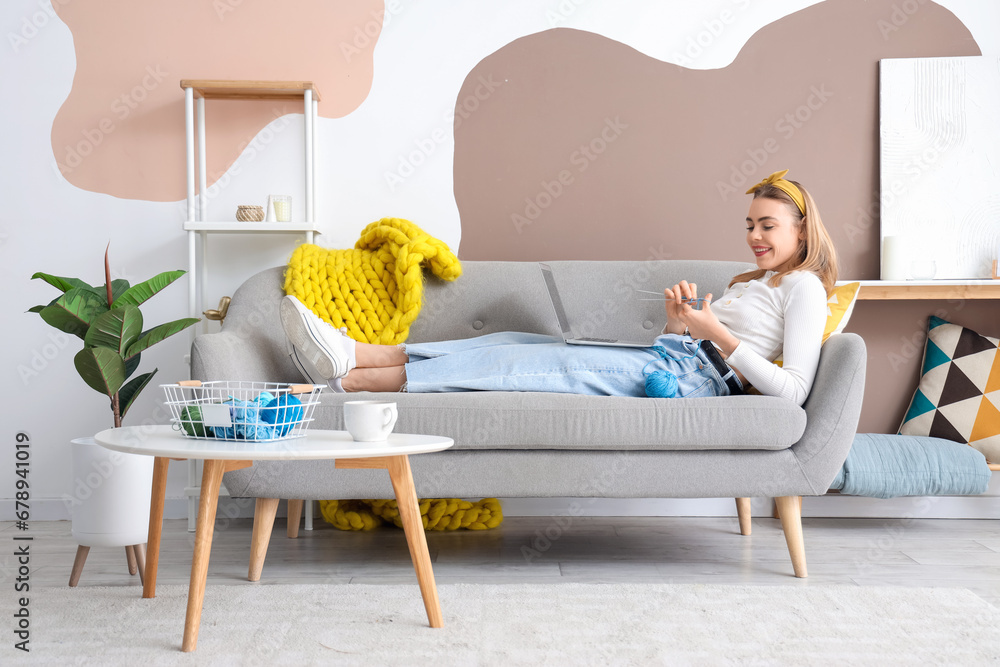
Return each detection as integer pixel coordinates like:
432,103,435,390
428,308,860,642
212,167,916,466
899,316,1000,463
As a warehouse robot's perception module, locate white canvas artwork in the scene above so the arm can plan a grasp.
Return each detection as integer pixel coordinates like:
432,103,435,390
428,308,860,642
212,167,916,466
879,56,1000,280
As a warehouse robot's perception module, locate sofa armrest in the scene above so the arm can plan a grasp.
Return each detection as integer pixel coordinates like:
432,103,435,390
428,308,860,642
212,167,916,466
790,333,868,493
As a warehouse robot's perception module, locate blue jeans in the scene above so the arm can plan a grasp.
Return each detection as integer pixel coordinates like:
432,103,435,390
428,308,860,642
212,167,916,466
403,332,733,397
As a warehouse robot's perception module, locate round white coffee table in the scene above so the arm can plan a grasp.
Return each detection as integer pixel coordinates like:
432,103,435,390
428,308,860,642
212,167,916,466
95,425,453,652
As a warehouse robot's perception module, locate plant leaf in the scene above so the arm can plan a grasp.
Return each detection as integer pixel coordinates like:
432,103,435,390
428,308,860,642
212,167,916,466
115,271,186,307
111,279,130,303
84,305,142,355
119,370,157,419
39,288,107,339
123,351,141,381
124,318,199,359
31,272,95,293
74,347,126,397
94,279,131,306
28,294,63,314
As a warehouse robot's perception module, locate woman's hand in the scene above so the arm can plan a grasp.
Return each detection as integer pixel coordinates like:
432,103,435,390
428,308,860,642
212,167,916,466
664,281,741,356
664,280,705,333
662,280,696,334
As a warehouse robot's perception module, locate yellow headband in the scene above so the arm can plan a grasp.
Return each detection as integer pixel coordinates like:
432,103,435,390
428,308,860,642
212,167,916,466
745,169,806,215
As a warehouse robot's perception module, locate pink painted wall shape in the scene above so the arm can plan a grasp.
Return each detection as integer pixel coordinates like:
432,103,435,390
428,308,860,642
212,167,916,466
51,0,384,202
452,0,980,278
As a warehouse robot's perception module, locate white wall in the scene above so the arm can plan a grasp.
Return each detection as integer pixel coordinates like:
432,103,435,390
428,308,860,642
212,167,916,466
2,0,998,524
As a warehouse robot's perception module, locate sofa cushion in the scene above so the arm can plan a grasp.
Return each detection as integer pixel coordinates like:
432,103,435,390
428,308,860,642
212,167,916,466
311,392,806,451
830,433,991,498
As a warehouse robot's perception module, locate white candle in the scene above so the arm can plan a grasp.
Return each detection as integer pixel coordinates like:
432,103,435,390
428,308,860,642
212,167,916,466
881,236,907,281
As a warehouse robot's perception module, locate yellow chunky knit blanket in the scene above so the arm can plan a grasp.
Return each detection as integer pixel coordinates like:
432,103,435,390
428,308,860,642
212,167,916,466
284,218,502,531
284,218,462,344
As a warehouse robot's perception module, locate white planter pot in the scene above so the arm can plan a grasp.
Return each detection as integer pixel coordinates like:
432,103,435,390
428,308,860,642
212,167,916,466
70,437,154,548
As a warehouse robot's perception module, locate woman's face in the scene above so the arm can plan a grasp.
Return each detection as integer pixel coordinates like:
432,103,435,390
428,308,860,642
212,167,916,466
745,197,805,272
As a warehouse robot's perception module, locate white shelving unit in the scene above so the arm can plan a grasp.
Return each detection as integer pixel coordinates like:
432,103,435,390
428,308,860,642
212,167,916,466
180,80,323,531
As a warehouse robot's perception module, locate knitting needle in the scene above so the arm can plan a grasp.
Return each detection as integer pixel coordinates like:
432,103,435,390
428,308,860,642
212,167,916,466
635,290,700,301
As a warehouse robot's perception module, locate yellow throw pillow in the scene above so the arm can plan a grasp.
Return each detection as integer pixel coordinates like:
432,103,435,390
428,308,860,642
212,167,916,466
824,281,861,342
773,281,861,367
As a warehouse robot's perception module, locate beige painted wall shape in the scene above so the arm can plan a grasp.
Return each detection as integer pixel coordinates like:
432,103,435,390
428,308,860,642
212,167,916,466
51,0,383,201
449,0,988,434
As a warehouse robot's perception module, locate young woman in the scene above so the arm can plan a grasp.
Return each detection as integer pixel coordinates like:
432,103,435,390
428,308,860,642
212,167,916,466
281,170,837,406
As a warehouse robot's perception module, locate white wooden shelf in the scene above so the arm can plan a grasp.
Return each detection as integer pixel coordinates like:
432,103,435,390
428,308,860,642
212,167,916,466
181,80,322,533
837,279,1000,300
183,221,322,234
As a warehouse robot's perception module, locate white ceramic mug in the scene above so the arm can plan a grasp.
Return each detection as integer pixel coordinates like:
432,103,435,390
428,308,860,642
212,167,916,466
343,400,398,442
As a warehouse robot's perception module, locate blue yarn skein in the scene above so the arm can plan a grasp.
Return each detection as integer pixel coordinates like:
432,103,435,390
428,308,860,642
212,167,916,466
645,370,679,398
260,394,304,437
210,393,277,440
643,344,692,398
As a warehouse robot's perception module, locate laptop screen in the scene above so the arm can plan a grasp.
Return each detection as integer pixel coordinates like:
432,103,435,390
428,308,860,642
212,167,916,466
538,263,574,338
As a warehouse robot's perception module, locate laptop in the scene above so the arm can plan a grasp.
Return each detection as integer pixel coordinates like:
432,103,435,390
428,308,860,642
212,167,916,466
538,263,652,348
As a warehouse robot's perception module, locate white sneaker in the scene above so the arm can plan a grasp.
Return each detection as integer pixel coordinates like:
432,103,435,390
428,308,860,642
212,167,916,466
280,295,357,380
287,345,346,392
286,338,324,384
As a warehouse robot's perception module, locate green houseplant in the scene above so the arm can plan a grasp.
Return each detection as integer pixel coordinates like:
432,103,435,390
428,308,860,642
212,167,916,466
29,246,199,586
29,246,199,427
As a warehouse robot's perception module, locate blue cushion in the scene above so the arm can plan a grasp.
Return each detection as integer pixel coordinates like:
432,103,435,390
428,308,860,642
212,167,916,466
830,433,992,499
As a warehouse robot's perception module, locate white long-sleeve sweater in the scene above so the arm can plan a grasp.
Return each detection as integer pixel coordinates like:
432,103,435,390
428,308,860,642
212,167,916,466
664,270,828,405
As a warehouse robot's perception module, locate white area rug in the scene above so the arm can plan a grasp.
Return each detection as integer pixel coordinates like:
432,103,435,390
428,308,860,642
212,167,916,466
12,583,1000,665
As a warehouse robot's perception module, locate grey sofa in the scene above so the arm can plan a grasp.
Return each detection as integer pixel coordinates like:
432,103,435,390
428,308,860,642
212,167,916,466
191,260,867,578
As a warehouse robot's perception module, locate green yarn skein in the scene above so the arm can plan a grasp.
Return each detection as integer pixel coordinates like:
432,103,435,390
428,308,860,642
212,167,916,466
179,405,209,437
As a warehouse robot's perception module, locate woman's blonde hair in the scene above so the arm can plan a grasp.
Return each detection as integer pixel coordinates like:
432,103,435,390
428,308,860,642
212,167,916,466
729,179,838,293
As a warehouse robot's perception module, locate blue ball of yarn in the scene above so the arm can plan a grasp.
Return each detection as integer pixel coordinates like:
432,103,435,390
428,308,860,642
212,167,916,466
260,394,304,436
645,369,678,398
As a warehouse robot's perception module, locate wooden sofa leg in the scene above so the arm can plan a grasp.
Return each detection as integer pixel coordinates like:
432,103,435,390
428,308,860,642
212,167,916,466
133,543,146,586
287,499,303,539
248,498,280,582
775,496,807,578
126,545,138,575
69,545,90,587
735,498,752,536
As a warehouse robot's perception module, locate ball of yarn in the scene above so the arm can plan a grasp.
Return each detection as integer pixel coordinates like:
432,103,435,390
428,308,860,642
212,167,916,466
179,406,209,437
645,369,679,398
260,394,304,436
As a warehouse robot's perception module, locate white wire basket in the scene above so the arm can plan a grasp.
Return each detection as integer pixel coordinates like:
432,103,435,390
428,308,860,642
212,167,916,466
161,381,324,442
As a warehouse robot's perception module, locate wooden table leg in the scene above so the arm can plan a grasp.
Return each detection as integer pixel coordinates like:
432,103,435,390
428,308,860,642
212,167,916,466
182,459,225,652
386,455,443,628
248,498,280,582
143,456,170,599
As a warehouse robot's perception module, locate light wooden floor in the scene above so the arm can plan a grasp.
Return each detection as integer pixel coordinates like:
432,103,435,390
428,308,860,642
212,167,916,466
7,515,999,607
